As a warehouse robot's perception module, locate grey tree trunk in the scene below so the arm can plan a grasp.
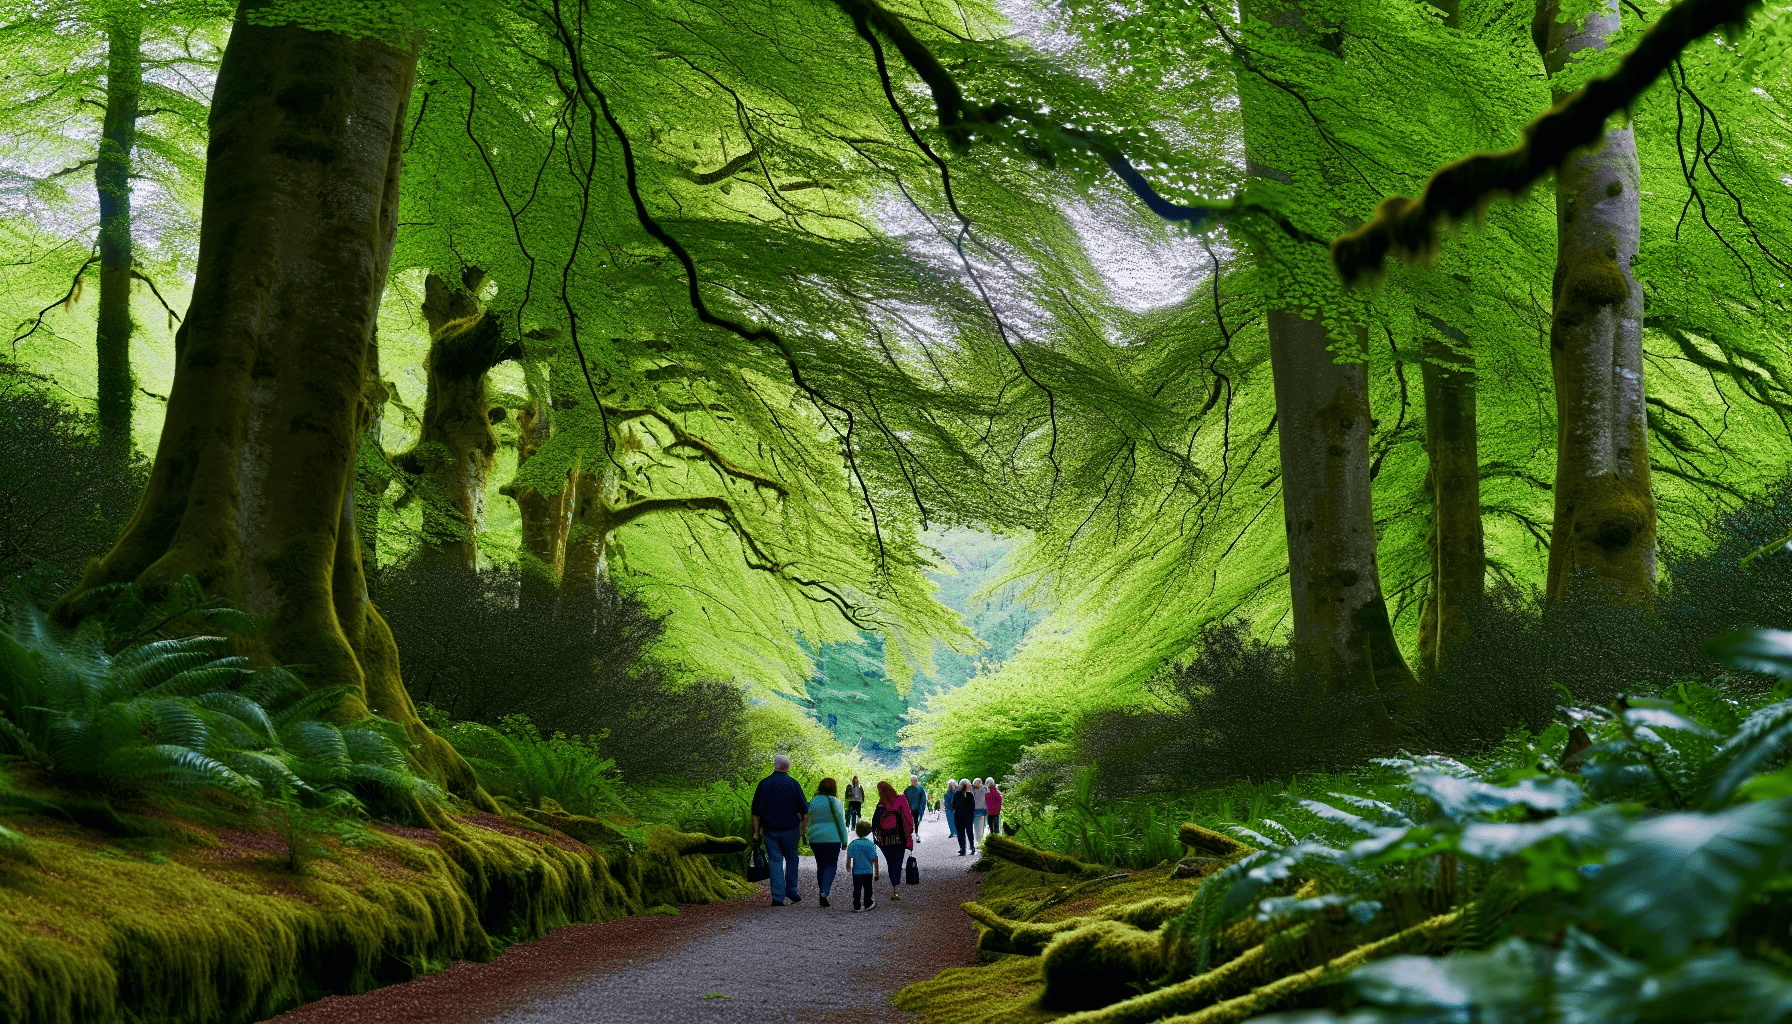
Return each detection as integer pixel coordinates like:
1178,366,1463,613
1536,0,1655,603
1417,337,1484,674
95,13,143,459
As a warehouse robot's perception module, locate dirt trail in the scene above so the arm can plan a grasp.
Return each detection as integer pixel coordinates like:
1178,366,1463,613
267,811,984,1024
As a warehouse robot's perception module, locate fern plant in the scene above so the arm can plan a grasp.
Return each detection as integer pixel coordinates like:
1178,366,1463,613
0,604,443,814
1228,632,1792,1023
439,714,628,817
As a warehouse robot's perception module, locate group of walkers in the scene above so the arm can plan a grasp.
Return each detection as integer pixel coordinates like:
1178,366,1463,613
748,756,1003,911
943,777,1001,855
750,756,929,911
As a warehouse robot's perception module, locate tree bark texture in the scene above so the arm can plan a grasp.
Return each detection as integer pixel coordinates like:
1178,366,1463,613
61,10,492,807
406,268,511,573
1236,0,1418,718
501,396,570,609
95,13,142,458
1417,338,1483,674
1268,314,1416,716
1537,0,1655,603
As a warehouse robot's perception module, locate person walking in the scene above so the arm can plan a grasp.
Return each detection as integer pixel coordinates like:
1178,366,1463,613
952,778,977,856
750,754,809,906
847,821,879,912
845,776,865,827
986,780,1003,837
944,779,959,841
807,777,851,909
903,775,927,843
871,780,915,902
972,778,989,844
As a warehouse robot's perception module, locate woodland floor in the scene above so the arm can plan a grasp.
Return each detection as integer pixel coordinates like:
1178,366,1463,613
265,811,984,1024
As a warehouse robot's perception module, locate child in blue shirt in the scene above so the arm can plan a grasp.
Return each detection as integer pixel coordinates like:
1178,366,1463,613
847,820,880,912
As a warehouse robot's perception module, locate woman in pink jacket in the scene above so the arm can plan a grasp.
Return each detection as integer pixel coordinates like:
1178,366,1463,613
872,780,915,901
985,781,1003,837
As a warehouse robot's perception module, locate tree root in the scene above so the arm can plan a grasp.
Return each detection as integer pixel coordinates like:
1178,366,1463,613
983,833,1107,877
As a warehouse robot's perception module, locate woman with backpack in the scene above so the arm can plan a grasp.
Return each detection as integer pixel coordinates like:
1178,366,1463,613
871,780,915,901
944,779,959,840
807,777,851,908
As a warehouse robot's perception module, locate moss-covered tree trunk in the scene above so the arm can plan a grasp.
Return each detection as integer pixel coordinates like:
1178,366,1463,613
404,269,514,573
61,9,491,808
559,461,617,613
506,403,571,608
1537,0,1655,603
1266,314,1416,716
1417,338,1483,674
94,12,142,460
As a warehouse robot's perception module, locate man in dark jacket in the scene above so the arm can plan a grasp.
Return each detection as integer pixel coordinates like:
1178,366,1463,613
952,780,977,856
904,775,928,843
751,754,809,906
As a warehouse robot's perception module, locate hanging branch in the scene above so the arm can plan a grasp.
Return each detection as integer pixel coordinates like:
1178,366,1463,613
1332,0,1763,285
827,0,1321,243
10,254,99,349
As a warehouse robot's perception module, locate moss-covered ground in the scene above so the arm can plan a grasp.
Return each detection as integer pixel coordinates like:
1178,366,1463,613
0,772,753,1024
897,833,1459,1024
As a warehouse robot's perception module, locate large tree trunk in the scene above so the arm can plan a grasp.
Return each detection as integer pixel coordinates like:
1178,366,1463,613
1268,314,1417,718
94,12,142,459
403,269,511,573
1417,338,1484,674
1235,0,1418,722
560,460,617,615
1537,0,1655,603
60,9,491,808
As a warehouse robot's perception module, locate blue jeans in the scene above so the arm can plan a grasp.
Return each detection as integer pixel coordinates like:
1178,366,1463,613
764,827,801,902
811,841,841,897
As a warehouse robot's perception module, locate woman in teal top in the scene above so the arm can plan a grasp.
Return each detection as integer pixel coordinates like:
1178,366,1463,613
807,777,851,908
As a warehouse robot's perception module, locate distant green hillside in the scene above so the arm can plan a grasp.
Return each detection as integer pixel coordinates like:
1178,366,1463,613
796,530,1043,761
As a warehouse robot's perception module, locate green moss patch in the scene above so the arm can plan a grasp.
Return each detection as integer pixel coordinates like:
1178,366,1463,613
0,798,751,1023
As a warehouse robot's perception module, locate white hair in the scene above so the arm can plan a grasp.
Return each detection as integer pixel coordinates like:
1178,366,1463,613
910,775,919,783
773,753,791,770
960,778,971,787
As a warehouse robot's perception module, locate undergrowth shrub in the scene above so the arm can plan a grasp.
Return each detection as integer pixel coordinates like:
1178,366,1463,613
376,559,750,784
0,367,146,609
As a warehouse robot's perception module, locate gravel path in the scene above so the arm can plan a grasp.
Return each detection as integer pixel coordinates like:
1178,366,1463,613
267,810,985,1024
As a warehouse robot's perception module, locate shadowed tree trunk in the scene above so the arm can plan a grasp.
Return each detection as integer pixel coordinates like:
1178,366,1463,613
1267,314,1416,718
59,7,492,808
1536,0,1655,603
402,268,516,573
95,11,143,459
1236,0,1418,723
1417,337,1484,674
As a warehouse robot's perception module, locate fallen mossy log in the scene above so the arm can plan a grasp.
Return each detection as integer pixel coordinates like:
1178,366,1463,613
965,895,1194,955
1057,910,1466,1024
1041,920,1166,1009
1180,823,1253,858
983,833,1108,878
646,827,750,857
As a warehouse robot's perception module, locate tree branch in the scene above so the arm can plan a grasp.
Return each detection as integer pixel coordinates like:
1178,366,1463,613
1332,0,1763,284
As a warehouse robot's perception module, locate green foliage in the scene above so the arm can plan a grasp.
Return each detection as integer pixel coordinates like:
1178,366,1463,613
0,603,443,816
436,713,628,819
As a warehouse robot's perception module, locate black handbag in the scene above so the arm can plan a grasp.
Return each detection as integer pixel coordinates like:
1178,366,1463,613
746,840,770,883
905,856,920,885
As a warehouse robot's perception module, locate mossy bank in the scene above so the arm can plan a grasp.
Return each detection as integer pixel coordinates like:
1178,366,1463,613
0,784,752,1024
